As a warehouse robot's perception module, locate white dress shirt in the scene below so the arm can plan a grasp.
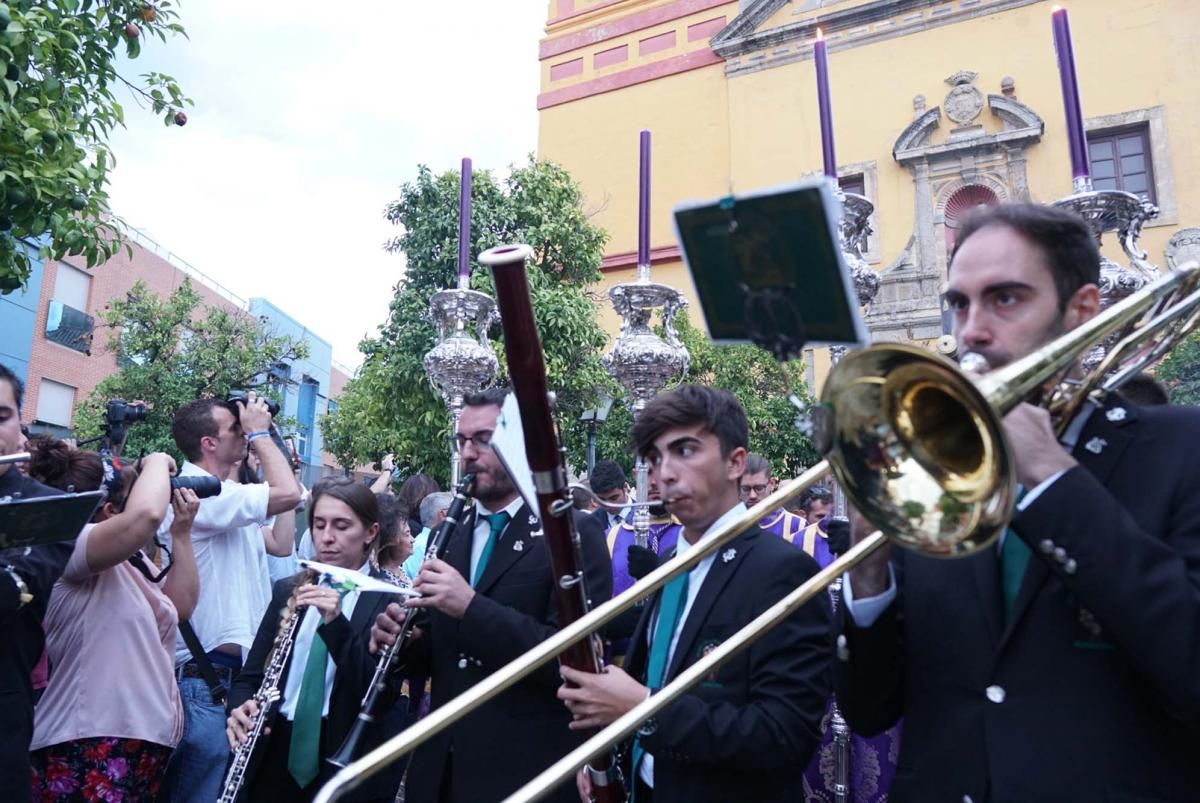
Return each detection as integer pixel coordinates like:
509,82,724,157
641,502,747,788
280,561,370,721
469,496,526,583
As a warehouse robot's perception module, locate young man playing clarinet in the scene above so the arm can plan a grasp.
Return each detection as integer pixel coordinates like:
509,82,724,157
560,384,831,803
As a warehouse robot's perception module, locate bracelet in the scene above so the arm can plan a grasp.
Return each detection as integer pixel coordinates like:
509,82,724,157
2,565,32,609
246,431,271,444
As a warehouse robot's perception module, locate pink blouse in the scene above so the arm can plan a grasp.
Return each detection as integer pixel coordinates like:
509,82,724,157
31,524,185,750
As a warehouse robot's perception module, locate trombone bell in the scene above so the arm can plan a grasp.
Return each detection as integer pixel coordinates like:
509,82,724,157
822,343,1015,557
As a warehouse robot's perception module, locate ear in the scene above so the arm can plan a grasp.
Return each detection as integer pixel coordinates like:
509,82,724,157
1065,283,1101,329
363,522,380,548
97,501,118,522
726,446,748,481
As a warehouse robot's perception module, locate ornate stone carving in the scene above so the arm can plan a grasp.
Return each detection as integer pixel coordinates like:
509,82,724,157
1166,227,1200,271
943,71,983,126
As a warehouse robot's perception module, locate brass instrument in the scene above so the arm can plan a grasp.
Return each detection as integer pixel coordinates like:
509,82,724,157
315,258,1200,803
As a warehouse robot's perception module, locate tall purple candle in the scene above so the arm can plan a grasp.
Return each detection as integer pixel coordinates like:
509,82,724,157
814,29,838,179
457,157,473,285
1051,7,1090,182
638,130,651,271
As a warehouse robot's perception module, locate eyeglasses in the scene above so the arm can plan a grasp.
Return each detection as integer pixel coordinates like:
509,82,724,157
740,484,769,496
454,431,494,451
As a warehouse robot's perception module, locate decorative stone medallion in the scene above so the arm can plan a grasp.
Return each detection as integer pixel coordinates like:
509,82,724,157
943,70,983,126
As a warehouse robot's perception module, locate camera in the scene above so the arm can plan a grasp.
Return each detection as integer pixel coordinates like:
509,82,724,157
226,391,280,418
106,399,149,426
170,475,223,499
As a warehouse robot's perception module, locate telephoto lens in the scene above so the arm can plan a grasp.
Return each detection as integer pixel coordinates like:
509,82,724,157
170,475,222,499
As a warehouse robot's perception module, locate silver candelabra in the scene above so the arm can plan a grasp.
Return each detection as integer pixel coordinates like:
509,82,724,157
603,262,690,548
1051,178,1160,369
423,279,499,485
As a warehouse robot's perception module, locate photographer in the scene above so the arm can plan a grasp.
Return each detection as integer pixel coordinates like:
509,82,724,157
0,365,74,802
26,440,200,801
160,393,302,803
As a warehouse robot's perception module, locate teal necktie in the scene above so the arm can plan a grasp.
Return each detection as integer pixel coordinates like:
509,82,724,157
630,571,690,789
288,607,339,787
472,511,511,587
1001,488,1030,619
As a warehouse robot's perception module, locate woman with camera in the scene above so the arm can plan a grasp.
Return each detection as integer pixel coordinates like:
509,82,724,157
225,478,401,802
26,438,200,801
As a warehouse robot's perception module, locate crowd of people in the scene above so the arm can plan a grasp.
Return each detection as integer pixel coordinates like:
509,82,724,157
0,200,1196,803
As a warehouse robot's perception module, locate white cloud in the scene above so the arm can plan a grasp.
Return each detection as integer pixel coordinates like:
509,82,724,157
105,1,546,367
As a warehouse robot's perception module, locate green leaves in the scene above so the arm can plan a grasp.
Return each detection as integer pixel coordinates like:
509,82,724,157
326,158,613,485
74,280,309,460
0,0,190,293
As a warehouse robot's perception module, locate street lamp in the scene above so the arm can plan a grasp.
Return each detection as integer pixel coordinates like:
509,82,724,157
580,394,614,475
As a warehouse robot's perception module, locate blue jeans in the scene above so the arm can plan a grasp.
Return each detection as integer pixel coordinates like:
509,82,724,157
165,676,231,803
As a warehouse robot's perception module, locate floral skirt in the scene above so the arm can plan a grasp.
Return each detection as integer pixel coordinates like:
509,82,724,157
30,737,172,803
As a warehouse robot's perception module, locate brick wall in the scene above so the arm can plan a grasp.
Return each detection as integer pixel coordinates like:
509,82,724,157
23,241,245,427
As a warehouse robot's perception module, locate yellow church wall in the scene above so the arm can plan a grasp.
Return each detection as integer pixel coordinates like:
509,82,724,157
539,0,1200,391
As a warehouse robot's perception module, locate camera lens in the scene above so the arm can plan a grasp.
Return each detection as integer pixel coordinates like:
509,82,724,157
170,475,222,499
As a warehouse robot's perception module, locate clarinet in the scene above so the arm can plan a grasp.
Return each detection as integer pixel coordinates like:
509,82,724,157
326,472,477,769
217,575,312,803
481,244,625,803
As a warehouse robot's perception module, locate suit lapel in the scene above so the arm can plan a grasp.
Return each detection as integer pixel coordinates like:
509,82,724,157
1000,396,1138,646
665,532,758,682
475,504,538,594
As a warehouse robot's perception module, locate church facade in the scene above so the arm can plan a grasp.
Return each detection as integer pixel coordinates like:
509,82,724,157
537,0,1199,384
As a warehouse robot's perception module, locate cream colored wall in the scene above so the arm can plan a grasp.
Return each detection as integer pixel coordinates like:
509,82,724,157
540,0,1200,347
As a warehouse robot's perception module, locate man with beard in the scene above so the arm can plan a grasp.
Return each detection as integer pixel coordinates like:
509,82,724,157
837,203,1200,801
372,387,612,803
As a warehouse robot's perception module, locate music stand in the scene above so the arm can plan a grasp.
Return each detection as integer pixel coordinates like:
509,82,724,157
0,491,104,551
672,178,867,361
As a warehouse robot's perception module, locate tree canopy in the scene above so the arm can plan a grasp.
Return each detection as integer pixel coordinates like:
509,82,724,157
324,157,821,486
0,0,190,293
73,279,307,459
322,158,614,485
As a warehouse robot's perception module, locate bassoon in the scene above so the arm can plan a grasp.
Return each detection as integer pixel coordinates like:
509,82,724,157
479,244,625,803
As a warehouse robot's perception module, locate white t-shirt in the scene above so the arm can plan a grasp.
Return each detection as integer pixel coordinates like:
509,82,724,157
159,461,272,664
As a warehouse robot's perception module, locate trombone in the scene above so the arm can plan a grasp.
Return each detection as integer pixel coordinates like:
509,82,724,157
315,259,1200,803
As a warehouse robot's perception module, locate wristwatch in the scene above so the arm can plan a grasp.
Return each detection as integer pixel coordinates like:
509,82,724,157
2,565,32,609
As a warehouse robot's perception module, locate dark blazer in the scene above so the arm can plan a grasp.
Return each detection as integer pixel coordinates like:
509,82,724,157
228,572,399,802
622,525,831,803
0,468,73,803
587,505,622,534
835,396,1200,802
403,505,612,803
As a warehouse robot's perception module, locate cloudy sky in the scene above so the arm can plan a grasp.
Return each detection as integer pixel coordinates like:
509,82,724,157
106,1,546,368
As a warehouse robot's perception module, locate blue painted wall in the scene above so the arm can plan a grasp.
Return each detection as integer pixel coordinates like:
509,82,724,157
0,243,47,396
249,298,333,473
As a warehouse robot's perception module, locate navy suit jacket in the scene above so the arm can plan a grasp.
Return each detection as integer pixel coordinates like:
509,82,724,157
402,505,612,803
622,525,831,803
836,396,1200,802
0,467,74,803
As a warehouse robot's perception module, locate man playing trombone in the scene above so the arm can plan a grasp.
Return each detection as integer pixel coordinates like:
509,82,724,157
559,385,831,803
838,203,1200,801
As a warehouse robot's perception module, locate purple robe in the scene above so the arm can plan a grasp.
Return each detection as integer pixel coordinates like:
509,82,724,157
794,520,900,801
784,517,836,568
606,515,683,597
757,508,806,543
